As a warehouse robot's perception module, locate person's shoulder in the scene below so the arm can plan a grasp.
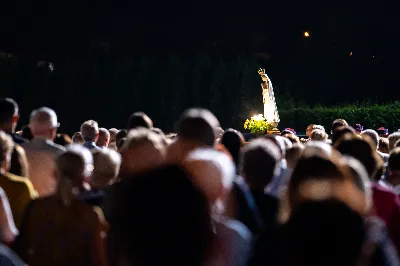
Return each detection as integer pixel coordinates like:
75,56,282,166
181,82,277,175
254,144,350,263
3,173,37,195
50,142,66,153
11,134,27,145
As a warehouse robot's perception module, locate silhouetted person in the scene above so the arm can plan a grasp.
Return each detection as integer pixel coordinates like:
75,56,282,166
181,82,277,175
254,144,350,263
127,112,153,130
0,98,28,177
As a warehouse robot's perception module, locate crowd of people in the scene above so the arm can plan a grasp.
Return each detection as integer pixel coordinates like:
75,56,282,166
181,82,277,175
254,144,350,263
1,97,400,266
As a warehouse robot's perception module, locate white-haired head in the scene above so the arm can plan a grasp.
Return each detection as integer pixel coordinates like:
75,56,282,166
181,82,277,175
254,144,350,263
92,148,121,188
62,144,93,177
304,141,335,159
184,148,235,213
29,107,59,140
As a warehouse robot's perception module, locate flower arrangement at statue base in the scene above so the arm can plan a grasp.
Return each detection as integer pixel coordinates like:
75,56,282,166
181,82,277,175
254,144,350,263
244,114,280,136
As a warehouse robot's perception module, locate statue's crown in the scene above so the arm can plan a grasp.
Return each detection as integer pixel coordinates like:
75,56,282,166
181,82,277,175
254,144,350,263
258,68,266,75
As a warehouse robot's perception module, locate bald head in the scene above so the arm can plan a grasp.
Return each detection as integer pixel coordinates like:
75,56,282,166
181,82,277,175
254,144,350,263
96,128,110,148
29,107,59,140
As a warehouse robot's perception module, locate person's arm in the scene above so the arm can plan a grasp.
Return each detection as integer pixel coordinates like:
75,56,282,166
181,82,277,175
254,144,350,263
0,188,18,245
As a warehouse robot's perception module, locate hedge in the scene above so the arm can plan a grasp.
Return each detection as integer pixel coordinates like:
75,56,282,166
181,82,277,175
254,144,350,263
278,102,400,133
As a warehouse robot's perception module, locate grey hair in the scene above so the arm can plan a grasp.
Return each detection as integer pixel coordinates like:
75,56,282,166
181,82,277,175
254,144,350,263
30,107,59,128
64,144,94,176
361,129,379,149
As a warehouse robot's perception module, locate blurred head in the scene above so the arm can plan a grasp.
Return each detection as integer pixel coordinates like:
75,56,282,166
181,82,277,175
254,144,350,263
388,132,400,152
388,148,400,175
21,125,33,141
286,144,305,170
278,200,365,266
288,153,346,209
263,135,285,159
378,137,389,154
215,127,224,140
0,131,14,171
116,129,128,150
56,145,93,201
283,133,300,145
335,135,380,179
331,126,356,146
109,128,119,143
91,149,121,188
29,107,59,140
96,128,110,148
240,139,281,190
127,112,153,130
109,165,214,266
361,129,379,150
54,134,72,146
306,124,316,137
0,98,19,133
310,129,328,142
72,132,84,144
220,129,245,167
120,128,166,176
176,108,220,147
184,148,235,212
80,120,99,142
331,119,349,133
304,141,335,158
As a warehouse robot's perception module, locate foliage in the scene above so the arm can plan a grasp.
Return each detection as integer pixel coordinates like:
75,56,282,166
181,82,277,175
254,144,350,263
278,101,400,133
244,114,273,135
0,53,261,134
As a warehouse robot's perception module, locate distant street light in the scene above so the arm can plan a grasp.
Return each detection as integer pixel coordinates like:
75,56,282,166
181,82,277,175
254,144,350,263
350,52,353,56
304,31,310,38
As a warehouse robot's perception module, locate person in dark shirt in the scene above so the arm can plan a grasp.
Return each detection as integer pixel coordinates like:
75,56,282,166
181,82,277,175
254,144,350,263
240,138,281,232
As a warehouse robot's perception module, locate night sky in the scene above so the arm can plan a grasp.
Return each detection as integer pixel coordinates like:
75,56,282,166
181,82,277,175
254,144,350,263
0,2,398,103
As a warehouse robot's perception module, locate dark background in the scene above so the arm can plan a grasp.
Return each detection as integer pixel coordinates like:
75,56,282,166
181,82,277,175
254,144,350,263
0,1,398,133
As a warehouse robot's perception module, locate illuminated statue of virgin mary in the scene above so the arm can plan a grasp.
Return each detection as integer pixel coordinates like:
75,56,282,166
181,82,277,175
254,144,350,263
258,69,280,126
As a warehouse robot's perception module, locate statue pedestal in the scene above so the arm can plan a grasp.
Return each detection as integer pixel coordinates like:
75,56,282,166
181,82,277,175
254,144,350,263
267,121,280,135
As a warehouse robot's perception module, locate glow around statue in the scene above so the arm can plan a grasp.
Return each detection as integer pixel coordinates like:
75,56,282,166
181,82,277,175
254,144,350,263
258,68,280,126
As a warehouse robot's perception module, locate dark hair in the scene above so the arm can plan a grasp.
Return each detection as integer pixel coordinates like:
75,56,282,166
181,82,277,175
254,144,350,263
21,125,33,141
335,135,378,178
288,155,346,207
379,137,389,154
116,130,128,146
127,112,153,130
331,119,349,132
277,200,365,266
331,126,356,146
220,129,245,167
389,148,400,172
176,108,219,147
0,98,18,125
240,139,281,189
54,134,72,146
108,165,214,266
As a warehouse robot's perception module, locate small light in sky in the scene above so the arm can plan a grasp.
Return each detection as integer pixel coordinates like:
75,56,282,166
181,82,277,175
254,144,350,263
304,31,310,38
349,52,353,56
